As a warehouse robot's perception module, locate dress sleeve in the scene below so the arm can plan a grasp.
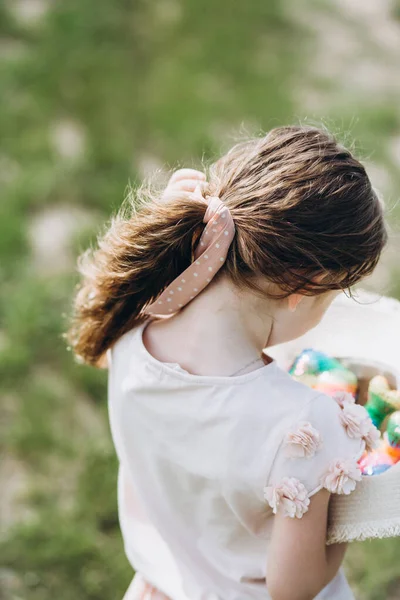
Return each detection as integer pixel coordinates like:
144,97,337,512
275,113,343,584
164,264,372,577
264,392,379,519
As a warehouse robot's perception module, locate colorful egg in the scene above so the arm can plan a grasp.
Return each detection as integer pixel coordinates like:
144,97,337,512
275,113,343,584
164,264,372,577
386,411,400,449
358,448,395,476
362,463,393,476
315,368,357,397
289,349,357,398
365,376,400,429
289,349,339,377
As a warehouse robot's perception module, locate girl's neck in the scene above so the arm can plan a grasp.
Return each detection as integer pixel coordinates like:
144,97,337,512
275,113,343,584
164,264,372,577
145,275,275,377
178,276,273,351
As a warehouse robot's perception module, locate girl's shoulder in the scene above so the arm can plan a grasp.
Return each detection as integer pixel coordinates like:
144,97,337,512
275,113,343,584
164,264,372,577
226,369,377,515
263,389,377,517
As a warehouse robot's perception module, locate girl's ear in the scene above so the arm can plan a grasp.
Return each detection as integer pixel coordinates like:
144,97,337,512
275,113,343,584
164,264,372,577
287,293,304,313
287,272,328,312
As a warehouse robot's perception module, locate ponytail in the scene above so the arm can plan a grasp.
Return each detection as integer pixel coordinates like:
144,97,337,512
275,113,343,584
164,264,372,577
66,186,207,366
68,125,387,366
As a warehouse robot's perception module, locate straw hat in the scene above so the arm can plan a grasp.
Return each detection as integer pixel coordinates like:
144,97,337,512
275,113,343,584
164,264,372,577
326,460,400,544
268,290,400,544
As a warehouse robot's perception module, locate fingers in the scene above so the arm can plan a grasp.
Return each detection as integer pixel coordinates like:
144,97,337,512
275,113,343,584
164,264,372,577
166,178,207,193
168,168,206,184
161,189,206,204
189,184,204,199
162,168,208,203
161,190,196,202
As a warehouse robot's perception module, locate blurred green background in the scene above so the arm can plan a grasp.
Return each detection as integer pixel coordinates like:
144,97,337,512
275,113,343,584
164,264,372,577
1,1,400,599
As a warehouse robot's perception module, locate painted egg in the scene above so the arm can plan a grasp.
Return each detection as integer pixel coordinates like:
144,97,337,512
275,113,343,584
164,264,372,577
358,448,395,476
386,411,400,449
289,349,357,398
365,376,400,429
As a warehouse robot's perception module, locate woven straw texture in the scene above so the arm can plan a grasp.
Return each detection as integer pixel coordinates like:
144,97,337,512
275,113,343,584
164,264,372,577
326,461,400,544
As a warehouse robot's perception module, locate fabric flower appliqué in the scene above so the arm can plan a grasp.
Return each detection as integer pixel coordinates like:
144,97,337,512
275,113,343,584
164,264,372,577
322,458,362,495
332,390,356,408
284,421,322,459
339,402,372,439
264,477,310,518
363,422,381,452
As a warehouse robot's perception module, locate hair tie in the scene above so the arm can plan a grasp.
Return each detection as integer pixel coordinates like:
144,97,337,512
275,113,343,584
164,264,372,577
145,185,236,316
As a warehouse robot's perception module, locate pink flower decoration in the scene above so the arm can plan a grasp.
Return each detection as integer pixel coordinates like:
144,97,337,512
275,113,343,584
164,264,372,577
363,422,380,452
264,477,310,518
332,391,355,408
284,421,322,459
322,458,362,495
339,402,372,439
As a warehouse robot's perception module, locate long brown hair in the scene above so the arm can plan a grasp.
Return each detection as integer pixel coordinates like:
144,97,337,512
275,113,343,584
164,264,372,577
66,125,387,366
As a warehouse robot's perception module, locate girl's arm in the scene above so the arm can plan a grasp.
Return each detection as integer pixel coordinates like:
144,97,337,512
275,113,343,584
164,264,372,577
263,393,376,600
266,488,347,600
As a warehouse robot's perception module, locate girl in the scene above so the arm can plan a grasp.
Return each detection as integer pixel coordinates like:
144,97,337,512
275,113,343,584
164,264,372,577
68,125,387,600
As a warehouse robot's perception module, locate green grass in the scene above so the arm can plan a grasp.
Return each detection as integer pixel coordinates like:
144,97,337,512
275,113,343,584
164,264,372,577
346,538,400,600
1,1,399,599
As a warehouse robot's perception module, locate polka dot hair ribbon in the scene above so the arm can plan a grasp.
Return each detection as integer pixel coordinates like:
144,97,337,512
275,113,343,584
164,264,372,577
145,185,236,316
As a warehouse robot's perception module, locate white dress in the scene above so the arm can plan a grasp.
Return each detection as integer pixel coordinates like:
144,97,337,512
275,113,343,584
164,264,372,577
107,320,368,600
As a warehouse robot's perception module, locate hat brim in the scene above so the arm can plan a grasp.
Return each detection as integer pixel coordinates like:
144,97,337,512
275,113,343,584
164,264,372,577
327,460,400,544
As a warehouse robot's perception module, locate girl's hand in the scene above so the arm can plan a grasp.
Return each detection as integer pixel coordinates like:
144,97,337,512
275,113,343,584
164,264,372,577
162,168,206,201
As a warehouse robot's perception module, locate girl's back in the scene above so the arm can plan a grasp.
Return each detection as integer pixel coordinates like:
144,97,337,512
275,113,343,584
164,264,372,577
68,126,387,600
107,318,364,600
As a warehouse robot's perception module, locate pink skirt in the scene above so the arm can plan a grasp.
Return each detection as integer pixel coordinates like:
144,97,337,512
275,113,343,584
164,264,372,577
123,573,171,600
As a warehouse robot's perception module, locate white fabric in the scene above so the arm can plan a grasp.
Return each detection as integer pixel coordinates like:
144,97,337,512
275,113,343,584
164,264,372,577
267,395,365,498
107,320,359,600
